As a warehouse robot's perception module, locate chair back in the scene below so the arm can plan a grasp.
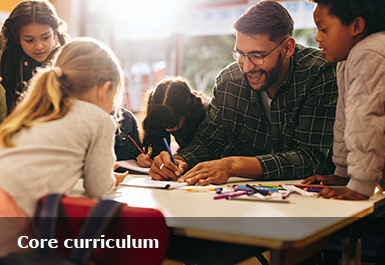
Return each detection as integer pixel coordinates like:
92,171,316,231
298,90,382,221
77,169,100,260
50,196,169,265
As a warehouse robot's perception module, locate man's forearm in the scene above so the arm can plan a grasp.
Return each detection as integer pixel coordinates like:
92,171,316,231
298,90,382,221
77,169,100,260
227,156,264,179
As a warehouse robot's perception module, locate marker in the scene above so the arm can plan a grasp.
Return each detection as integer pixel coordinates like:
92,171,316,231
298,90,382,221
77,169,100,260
163,138,182,178
304,188,324,193
185,187,222,192
231,185,279,192
128,135,146,156
246,184,270,196
282,192,291,199
213,191,251,200
227,197,294,204
256,184,285,190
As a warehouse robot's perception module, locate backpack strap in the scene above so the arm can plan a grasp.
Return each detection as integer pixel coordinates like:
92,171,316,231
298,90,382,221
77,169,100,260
70,199,123,264
35,193,64,255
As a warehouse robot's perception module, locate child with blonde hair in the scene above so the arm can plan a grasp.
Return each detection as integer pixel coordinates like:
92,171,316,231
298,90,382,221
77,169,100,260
0,38,128,256
0,38,128,219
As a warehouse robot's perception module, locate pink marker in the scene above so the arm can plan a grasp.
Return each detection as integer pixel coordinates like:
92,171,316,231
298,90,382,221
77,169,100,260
213,191,250,200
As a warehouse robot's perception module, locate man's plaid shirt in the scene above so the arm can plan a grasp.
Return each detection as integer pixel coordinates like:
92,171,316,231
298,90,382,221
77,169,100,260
178,44,338,180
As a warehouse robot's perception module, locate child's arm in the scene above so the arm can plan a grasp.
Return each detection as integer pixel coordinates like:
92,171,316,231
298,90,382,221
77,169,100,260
113,162,128,185
317,186,369,200
83,116,117,197
302,175,349,185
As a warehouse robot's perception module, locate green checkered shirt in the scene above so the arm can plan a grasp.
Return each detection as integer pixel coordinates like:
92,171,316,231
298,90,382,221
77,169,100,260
178,44,338,180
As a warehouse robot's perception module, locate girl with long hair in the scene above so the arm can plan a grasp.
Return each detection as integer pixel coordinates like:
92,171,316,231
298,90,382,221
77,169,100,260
0,0,70,115
137,76,210,167
0,38,128,220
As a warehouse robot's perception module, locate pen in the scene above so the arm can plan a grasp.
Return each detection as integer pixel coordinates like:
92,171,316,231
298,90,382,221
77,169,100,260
162,138,182,178
213,191,250,200
128,135,146,156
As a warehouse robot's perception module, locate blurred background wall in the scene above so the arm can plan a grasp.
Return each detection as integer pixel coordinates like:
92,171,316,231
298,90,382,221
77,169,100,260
0,0,318,112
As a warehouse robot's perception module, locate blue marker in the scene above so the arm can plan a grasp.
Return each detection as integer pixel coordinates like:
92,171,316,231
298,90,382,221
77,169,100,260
162,138,182,178
231,185,278,192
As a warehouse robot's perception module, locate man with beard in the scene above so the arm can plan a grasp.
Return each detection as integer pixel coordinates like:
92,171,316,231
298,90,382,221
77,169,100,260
150,0,338,185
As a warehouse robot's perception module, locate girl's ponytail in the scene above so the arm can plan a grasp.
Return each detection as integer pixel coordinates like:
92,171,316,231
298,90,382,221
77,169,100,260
0,38,124,148
0,69,71,147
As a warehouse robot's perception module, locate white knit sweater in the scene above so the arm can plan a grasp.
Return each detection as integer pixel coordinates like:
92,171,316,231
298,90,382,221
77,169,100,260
0,99,116,216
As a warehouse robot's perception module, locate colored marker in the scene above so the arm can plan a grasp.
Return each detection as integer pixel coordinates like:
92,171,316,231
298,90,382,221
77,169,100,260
228,197,294,204
246,184,270,196
304,188,324,193
230,185,278,192
282,192,291,199
213,191,251,200
185,187,222,192
256,184,286,190
163,138,182,178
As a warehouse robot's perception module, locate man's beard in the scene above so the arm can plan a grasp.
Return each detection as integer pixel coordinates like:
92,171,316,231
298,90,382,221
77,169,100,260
243,53,284,92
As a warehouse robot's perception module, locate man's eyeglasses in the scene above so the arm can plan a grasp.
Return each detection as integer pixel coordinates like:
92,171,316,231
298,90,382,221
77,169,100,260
231,37,288,66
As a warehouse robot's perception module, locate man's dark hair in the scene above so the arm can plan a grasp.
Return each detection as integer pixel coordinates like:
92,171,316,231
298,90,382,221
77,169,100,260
233,0,293,42
309,0,385,34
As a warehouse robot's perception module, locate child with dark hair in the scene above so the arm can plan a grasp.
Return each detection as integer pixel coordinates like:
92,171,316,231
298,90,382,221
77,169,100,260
0,77,6,123
137,76,210,167
114,106,142,161
303,0,385,200
0,0,70,115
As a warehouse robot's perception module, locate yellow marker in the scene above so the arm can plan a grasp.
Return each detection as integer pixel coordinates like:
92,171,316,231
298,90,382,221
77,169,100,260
185,187,219,192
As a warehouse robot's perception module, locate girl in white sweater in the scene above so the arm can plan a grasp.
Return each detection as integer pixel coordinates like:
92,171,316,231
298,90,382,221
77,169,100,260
0,38,128,217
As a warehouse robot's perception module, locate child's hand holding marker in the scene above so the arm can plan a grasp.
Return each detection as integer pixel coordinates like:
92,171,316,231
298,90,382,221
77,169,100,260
136,153,153,168
149,138,187,181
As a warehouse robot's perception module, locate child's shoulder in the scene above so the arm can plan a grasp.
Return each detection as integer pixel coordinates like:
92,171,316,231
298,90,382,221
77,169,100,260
71,99,112,124
72,99,106,112
353,31,385,55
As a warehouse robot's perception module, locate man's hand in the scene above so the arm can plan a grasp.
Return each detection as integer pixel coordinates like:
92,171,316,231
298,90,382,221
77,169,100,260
149,151,187,181
136,153,153,168
318,187,369,200
302,175,349,185
179,157,234,185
